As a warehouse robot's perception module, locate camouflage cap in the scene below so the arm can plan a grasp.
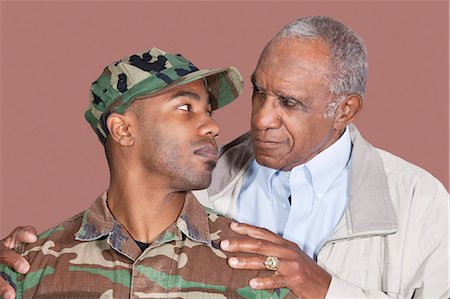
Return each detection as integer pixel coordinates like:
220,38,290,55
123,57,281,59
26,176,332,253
85,47,243,144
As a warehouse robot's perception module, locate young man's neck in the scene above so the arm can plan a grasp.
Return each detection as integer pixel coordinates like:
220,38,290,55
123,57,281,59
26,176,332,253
106,171,186,244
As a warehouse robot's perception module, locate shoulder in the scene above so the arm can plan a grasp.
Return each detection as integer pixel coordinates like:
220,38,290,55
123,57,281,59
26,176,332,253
350,125,447,202
216,132,253,173
376,148,448,199
0,212,85,296
208,132,254,196
205,207,234,233
218,132,252,156
375,148,448,238
351,126,448,235
202,208,296,298
19,211,85,256
204,208,243,241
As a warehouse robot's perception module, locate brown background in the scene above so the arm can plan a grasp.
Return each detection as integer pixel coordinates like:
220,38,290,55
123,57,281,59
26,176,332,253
0,1,448,235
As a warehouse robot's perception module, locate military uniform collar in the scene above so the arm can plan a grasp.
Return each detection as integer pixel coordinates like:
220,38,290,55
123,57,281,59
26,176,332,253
75,192,212,261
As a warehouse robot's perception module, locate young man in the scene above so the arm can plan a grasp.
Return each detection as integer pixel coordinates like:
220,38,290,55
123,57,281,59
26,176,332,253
0,48,293,298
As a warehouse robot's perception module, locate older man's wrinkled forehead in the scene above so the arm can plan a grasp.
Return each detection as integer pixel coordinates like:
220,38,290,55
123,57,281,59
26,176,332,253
256,37,333,81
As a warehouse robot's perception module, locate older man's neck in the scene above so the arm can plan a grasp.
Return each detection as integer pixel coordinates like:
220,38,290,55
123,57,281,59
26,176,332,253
106,171,186,244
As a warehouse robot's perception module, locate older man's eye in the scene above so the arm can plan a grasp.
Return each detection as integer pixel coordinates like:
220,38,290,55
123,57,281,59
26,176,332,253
280,97,298,107
280,96,309,110
177,104,191,111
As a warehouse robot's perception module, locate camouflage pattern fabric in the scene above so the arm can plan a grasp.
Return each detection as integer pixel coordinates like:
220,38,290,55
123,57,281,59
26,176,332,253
0,193,294,298
85,47,243,144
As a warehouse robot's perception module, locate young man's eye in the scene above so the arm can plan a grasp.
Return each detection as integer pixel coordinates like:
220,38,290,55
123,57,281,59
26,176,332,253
177,104,191,111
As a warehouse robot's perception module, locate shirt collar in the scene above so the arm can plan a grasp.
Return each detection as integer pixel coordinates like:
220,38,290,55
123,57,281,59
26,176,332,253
176,192,212,246
292,127,352,198
75,192,212,260
252,161,290,201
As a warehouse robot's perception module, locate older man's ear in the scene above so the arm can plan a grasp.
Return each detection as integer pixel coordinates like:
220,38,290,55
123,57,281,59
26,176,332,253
333,94,362,131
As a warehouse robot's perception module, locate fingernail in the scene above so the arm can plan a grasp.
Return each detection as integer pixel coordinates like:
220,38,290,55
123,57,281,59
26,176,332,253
17,262,30,274
28,234,38,242
228,257,238,266
230,222,238,229
249,279,260,289
4,291,14,299
221,240,230,249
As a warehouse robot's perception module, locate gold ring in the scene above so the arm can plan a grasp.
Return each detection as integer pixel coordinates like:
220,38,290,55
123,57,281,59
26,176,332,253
264,256,279,271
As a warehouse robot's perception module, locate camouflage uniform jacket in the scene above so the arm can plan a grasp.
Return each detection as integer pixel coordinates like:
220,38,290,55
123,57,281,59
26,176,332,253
0,192,294,298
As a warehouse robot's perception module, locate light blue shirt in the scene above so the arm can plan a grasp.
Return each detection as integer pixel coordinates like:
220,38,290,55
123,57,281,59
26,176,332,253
236,128,352,259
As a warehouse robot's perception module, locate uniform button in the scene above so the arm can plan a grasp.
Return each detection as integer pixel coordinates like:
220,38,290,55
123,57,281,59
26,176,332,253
132,269,139,278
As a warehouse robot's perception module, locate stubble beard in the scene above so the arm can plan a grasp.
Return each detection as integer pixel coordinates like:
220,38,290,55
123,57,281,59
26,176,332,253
142,137,213,191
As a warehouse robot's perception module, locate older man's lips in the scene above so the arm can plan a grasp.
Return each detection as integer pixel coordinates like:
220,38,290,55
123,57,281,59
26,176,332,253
254,138,283,148
194,145,218,162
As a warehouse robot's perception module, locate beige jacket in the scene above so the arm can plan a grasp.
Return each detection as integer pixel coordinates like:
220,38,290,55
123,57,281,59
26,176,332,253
194,125,449,298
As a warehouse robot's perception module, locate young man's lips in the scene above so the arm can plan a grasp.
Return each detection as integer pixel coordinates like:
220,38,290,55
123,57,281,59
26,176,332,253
194,145,218,161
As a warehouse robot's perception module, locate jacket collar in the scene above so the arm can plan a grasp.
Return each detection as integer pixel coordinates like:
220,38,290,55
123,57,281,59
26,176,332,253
75,192,212,261
331,124,397,239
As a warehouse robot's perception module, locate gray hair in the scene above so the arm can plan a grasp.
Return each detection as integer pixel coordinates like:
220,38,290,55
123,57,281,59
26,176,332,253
275,16,368,96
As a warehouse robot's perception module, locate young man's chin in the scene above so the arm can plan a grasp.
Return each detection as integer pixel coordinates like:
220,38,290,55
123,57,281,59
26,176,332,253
191,172,214,191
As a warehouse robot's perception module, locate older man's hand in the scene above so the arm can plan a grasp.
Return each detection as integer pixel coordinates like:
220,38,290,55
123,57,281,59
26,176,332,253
220,222,331,299
0,226,38,299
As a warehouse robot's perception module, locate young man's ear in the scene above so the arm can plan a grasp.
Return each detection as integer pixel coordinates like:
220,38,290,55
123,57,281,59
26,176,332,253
334,94,363,131
106,113,135,147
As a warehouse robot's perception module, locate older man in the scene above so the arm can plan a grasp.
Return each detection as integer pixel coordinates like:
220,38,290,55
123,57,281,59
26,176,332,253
1,17,448,299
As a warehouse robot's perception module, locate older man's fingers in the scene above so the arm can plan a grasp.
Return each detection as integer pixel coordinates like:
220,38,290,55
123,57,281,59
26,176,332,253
0,275,16,299
2,226,38,249
228,256,268,270
0,226,37,274
229,222,296,247
0,244,30,274
222,223,331,298
249,275,289,290
220,237,296,260
227,255,292,272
